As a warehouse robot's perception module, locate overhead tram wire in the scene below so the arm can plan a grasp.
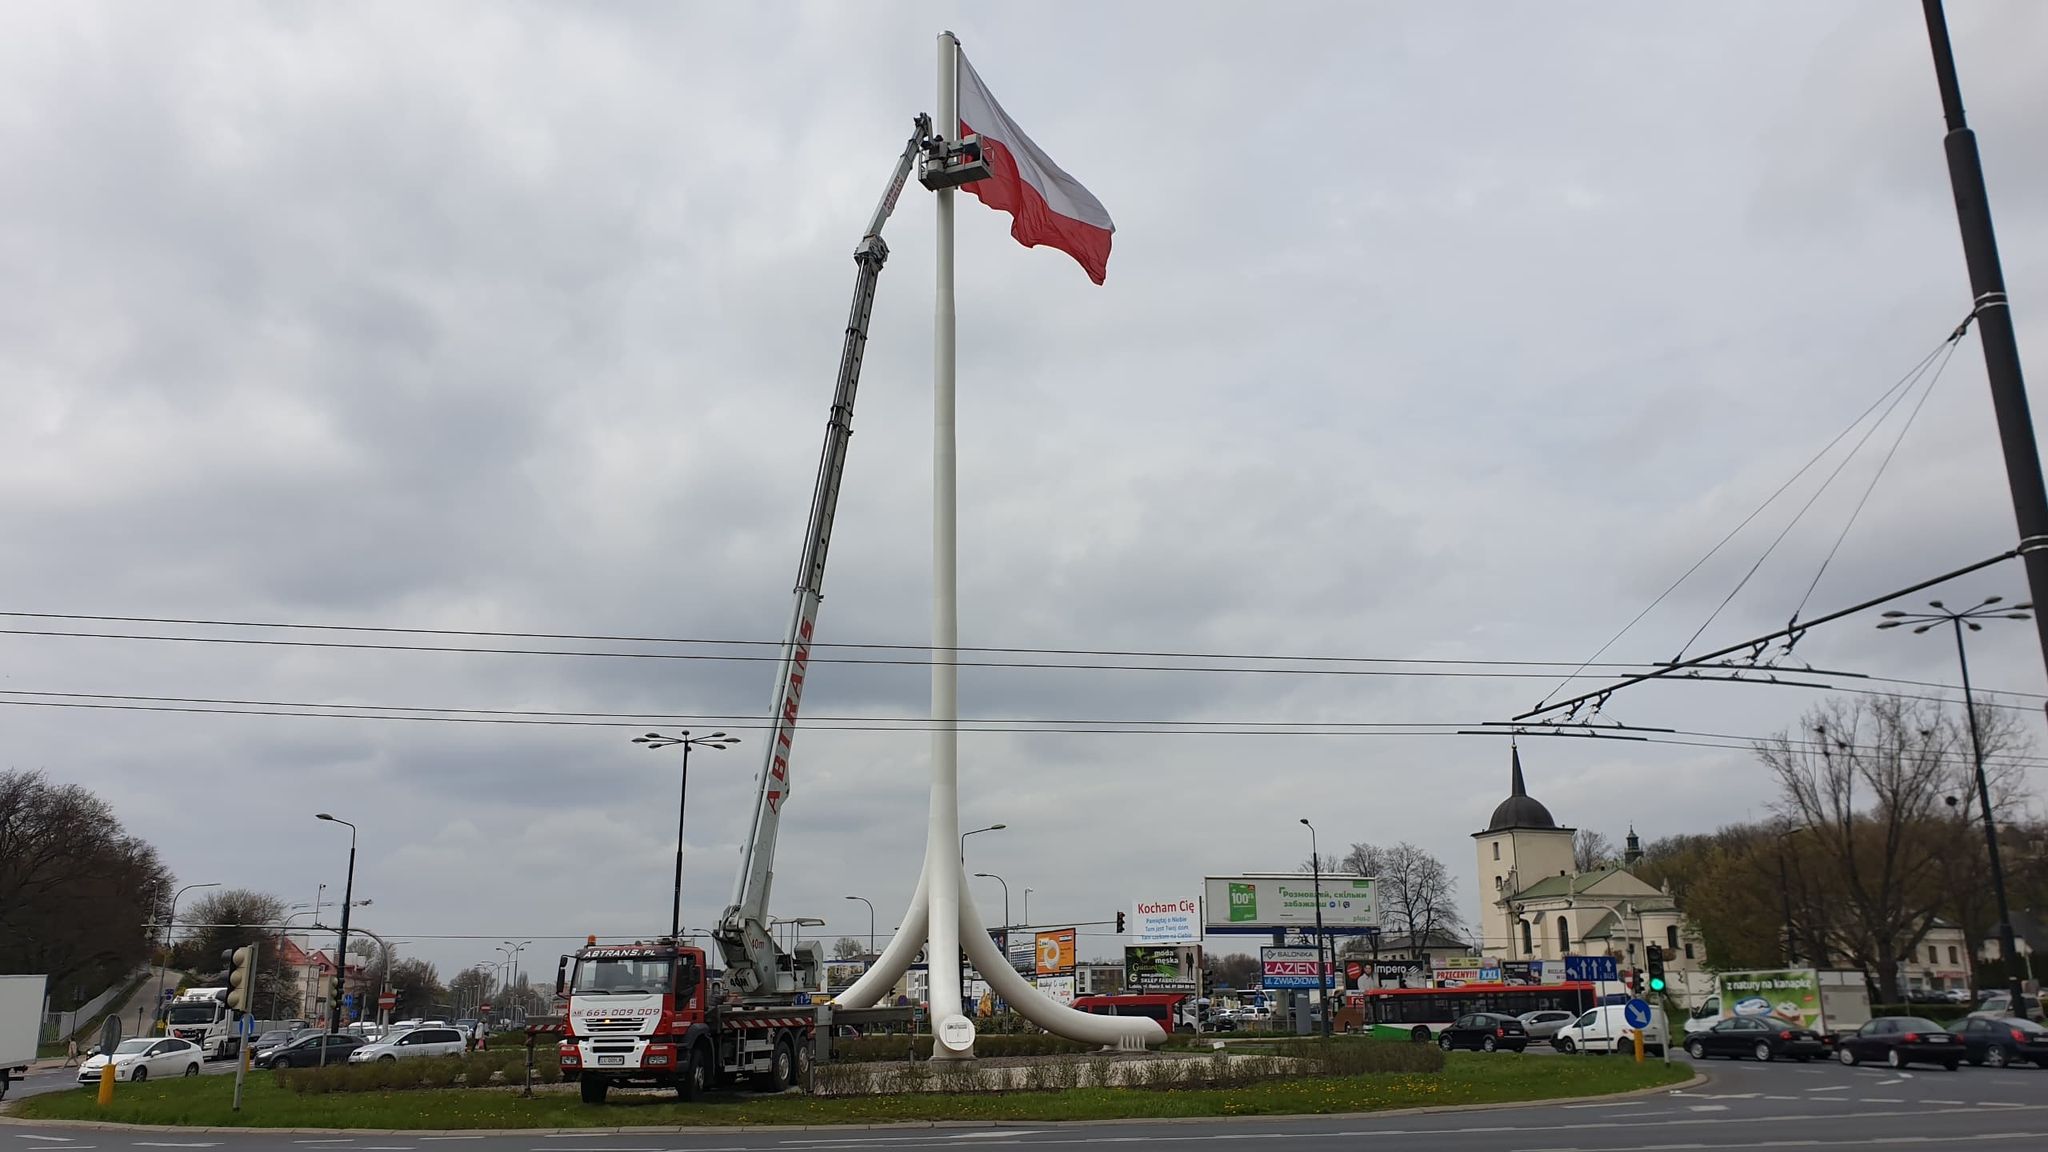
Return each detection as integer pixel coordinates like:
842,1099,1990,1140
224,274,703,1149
1671,333,1960,663
1533,330,1962,711
1789,337,1962,624
1,692,2042,771
3,624,2043,706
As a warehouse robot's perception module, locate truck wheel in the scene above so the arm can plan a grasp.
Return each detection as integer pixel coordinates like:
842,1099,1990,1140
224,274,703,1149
793,1036,814,1089
580,1075,609,1104
677,1044,710,1102
759,1037,795,1092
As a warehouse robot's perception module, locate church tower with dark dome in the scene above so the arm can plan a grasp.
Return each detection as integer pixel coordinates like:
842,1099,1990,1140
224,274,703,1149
1472,744,1576,959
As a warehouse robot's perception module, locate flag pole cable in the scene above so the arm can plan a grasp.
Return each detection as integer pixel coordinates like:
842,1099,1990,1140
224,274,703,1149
925,27,972,1059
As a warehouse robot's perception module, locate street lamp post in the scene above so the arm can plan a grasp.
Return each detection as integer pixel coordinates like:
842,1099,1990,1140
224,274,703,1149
1023,887,1034,930
1301,818,1330,1040
315,813,357,1065
634,730,741,939
973,872,1011,937
844,895,876,958
1879,595,2032,1007
960,822,1006,863
150,881,220,1034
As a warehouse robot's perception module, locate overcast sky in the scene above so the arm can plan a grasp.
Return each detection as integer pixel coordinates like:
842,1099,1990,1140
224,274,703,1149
5,1,2047,980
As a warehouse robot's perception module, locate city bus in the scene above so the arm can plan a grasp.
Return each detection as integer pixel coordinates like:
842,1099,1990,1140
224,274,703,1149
1338,982,1599,1041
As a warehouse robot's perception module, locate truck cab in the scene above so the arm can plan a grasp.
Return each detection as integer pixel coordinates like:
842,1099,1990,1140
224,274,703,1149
164,989,236,1059
558,940,813,1103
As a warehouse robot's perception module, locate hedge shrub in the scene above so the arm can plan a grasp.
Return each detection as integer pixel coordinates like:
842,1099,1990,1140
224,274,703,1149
275,1048,562,1095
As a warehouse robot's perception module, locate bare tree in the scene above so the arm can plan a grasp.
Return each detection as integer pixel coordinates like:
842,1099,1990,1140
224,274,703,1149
0,770,170,997
1761,694,2023,1002
1297,852,1342,875
1573,830,1616,873
1346,841,1464,955
831,936,866,960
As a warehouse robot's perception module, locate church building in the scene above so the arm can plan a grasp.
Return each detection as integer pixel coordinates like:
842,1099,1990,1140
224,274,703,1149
1473,745,1704,990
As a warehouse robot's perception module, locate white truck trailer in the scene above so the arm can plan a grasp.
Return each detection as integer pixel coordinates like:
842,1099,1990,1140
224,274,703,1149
0,974,45,1100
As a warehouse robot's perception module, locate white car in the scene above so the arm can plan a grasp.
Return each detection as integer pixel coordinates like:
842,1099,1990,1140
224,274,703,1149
347,1025,468,1062
1553,1004,1668,1055
76,1038,203,1084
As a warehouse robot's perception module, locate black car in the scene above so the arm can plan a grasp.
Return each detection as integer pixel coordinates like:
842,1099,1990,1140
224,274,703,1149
1438,1012,1528,1053
1683,1015,1826,1063
1836,1016,1964,1070
1956,1015,2048,1068
257,1032,365,1069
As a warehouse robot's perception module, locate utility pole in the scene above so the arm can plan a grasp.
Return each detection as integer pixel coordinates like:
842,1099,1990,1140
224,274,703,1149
1921,1,2048,668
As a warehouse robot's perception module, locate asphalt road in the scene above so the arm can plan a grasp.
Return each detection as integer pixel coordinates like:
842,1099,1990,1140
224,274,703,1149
4,1055,2044,1151
6,1058,243,1101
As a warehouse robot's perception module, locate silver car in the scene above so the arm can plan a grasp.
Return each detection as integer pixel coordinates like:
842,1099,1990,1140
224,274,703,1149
1519,1009,1578,1045
347,1026,468,1062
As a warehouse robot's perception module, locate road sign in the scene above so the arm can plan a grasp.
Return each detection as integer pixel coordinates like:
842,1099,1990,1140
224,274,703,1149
1623,998,1652,1029
377,991,398,1010
479,1001,492,1013
1563,954,1619,983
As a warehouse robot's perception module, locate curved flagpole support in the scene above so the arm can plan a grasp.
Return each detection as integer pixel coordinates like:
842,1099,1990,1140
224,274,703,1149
957,867,1165,1049
831,855,930,1009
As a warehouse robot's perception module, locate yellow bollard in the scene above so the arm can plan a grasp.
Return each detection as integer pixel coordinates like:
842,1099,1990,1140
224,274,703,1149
1633,1029,1645,1063
97,1062,115,1107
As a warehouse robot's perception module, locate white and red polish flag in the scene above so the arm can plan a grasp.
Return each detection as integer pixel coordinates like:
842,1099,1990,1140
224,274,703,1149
957,51,1115,285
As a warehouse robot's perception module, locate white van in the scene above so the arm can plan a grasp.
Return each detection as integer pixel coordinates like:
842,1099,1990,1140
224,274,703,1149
1554,1003,1668,1055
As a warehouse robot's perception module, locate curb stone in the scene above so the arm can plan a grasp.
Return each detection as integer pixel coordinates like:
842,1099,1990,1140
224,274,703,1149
0,1069,1706,1136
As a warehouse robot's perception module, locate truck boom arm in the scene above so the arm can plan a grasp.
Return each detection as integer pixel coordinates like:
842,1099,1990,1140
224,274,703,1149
715,116,935,997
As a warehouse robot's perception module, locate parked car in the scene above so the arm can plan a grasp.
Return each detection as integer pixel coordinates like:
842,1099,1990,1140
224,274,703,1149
348,1026,468,1063
1554,1004,1668,1056
1518,1009,1577,1045
248,1030,296,1060
258,1032,366,1069
1836,1016,1964,1069
1682,1015,1826,1062
1970,992,2045,1022
1436,1012,1528,1053
1956,1015,2048,1068
1943,988,1973,1004
76,1038,202,1084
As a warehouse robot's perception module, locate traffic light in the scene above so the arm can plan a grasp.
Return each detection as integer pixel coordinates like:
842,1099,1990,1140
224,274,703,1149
1645,944,1666,994
223,944,258,1014
1115,911,1126,933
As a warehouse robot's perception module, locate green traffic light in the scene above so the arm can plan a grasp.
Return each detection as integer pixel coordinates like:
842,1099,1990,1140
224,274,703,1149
1649,976,1666,992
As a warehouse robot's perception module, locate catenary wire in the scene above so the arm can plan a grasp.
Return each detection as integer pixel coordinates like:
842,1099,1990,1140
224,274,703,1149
1535,333,1957,708
1673,337,1956,661
1790,338,1959,622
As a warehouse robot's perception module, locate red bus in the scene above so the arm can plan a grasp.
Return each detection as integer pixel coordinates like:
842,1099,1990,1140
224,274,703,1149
1072,993,1200,1032
1338,982,1599,1041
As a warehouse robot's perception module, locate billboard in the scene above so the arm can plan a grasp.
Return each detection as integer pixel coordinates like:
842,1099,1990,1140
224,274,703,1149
1204,874,1377,933
1260,946,1328,989
1034,928,1076,976
1717,969,1823,1031
1033,974,1077,1005
1124,945,1201,992
1130,897,1203,945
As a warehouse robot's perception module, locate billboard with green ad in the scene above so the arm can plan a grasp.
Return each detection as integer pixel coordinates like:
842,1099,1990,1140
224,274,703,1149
1203,874,1378,932
1717,968,1822,1029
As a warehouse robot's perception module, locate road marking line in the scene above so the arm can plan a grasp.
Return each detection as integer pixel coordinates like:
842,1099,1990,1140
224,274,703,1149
131,1144,219,1148
949,1137,1041,1142
1686,1105,1727,1112
1878,1077,1906,1085
1861,1098,1904,1103
1925,1099,1967,1104
1807,1085,1850,1091
293,1142,355,1145
15,1139,74,1144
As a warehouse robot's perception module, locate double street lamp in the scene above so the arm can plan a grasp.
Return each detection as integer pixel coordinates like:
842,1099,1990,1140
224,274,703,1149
1879,594,2032,1008
634,730,741,940
960,822,1006,862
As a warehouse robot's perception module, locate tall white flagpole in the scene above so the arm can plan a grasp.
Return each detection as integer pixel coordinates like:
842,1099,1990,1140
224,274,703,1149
925,27,972,1058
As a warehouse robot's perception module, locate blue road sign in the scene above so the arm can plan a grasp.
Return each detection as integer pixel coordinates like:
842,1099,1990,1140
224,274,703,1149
1564,955,1619,983
1623,998,1652,1029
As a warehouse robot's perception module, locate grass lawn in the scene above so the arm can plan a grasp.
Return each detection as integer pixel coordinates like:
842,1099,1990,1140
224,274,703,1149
8,1055,1689,1129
